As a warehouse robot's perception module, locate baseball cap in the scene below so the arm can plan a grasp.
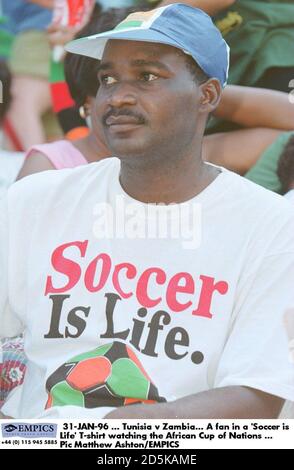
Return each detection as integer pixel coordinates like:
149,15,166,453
66,3,230,87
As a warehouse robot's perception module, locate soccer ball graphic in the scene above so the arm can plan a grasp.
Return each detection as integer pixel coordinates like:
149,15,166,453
45,341,166,409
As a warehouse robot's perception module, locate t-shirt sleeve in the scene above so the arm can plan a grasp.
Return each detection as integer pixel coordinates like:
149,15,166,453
0,195,24,338
214,226,294,401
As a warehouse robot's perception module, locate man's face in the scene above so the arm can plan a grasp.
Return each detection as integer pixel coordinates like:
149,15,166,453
95,40,204,160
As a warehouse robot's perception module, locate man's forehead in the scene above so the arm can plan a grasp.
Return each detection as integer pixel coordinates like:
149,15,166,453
101,39,185,63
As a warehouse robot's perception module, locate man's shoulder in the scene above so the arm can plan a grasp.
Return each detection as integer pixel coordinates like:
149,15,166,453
220,170,294,267
226,169,293,215
7,158,119,203
221,169,294,245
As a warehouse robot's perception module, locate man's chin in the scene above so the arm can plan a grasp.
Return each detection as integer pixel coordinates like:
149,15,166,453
107,139,148,160
111,148,146,160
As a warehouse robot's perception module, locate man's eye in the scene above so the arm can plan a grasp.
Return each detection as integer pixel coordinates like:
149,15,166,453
141,72,158,82
101,75,117,85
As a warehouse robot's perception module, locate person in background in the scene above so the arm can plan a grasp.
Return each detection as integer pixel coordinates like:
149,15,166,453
207,0,294,134
0,60,24,198
214,0,294,92
277,136,294,203
2,0,62,150
245,131,294,195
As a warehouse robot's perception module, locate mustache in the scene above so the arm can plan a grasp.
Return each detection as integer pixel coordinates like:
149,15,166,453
102,108,147,126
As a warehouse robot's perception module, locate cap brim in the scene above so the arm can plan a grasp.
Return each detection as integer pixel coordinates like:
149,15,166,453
65,28,187,60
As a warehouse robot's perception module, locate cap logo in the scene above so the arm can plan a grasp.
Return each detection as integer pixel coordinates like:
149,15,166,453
114,6,169,31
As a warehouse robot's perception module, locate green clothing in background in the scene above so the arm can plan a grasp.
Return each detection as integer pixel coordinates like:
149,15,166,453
207,0,294,133
245,131,294,194
215,0,294,87
9,30,51,79
0,17,14,59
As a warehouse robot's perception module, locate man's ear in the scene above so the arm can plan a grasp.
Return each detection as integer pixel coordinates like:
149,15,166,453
199,78,222,114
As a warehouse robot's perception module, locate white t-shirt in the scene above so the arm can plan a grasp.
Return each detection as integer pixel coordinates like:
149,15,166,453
0,150,25,199
285,190,294,204
1,158,294,418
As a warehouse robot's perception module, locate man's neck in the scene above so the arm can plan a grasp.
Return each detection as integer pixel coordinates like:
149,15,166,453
119,152,220,204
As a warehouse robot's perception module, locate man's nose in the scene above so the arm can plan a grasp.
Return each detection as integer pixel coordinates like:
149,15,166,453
107,82,137,108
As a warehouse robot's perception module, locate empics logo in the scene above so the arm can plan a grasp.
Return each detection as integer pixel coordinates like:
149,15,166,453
3,424,17,432
1,423,57,438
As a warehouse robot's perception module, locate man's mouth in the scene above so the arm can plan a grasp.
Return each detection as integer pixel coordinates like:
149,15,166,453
105,115,142,126
103,113,146,133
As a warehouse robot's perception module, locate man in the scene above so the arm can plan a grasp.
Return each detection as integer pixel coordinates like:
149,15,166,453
1,4,293,419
